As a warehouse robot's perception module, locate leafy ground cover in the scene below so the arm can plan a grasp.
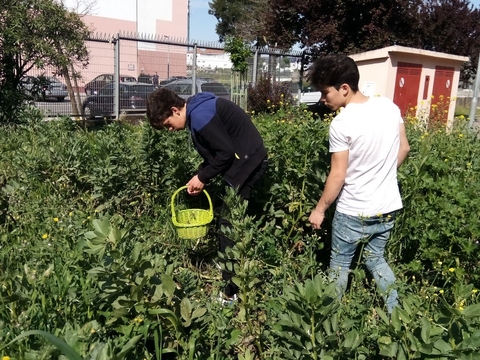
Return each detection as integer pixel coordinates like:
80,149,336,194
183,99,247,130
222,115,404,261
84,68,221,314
1,104,480,359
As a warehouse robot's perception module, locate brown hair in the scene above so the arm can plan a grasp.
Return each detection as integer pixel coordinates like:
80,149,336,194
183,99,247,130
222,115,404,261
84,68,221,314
146,87,186,129
307,54,359,92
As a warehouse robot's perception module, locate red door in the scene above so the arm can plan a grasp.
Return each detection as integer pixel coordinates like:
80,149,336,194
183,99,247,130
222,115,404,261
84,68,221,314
393,62,422,117
431,66,454,123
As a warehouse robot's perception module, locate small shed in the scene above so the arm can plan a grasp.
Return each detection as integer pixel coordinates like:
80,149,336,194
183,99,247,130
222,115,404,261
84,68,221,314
349,46,469,124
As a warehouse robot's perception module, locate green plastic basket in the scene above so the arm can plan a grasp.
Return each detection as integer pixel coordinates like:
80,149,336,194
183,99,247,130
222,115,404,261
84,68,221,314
171,185,214,240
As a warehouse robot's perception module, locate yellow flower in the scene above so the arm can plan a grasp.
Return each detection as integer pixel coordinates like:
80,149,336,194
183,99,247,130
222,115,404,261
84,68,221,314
448,268,455,273
472,289,478,294
444,159,448,162
53,217,59,222
459,134,464,138
69,211,73,216
467,163,472,167
42,234,48,239
266,99,270,103
459,306,464,311
3,356,12,360
439,289,444,294
437,261,442,265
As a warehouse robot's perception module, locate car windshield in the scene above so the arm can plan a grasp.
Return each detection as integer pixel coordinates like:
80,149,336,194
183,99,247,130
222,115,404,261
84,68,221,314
133,84,155,94
46,77,62,84
201,83,229,95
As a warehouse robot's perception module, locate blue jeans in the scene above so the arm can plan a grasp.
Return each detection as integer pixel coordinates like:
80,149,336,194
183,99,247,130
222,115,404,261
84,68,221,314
329,210,398,313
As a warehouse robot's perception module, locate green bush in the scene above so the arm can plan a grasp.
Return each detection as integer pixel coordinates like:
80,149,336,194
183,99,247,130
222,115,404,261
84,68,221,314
247,76,295,114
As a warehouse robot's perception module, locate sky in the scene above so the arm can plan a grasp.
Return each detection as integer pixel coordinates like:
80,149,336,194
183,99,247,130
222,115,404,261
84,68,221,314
189,0,480,43
188,0,219,42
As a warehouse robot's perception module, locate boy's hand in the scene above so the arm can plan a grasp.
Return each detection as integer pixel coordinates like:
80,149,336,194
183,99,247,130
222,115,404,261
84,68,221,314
187,175,205,195
309,209,325,229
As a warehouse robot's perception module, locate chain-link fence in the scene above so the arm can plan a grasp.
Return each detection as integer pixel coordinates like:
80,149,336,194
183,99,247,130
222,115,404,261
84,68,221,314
23,32,304,119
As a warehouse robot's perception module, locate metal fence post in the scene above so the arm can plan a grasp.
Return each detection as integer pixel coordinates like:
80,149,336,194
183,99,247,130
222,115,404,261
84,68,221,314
192,43,197,96
113,33,120,119
468,52,480,129
252,49,258,85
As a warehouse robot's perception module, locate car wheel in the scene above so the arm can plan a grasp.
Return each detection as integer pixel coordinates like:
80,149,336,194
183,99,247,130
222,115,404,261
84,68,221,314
83,104,93,120
57,97,65,102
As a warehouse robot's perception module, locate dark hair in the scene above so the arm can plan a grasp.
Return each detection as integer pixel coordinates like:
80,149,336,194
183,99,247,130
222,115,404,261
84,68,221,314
307,54,359,92
146,87,186,129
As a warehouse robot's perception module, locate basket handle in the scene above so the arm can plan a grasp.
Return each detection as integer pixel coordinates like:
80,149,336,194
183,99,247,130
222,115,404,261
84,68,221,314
170,185,213,223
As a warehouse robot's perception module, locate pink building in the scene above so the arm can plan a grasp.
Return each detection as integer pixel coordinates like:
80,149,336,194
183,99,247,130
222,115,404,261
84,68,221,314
65,0,189,85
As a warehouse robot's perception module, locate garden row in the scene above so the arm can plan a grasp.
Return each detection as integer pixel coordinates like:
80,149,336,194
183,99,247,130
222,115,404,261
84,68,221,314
0,105,479,359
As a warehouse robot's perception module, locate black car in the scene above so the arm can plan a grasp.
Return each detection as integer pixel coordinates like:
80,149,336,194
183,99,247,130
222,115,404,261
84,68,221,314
82,82,156,119
84,74,137,95
20,75,68,101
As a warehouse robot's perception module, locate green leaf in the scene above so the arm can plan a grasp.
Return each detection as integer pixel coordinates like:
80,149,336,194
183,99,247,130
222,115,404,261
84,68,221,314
191,307,207,320
433,339,452,353
161,274,176,300
180,297,192,322
379,341,398,357
420,343,433,354
461,303,480,319
93,218,110,237
376,307,390,325
378,336,392,345
421,317,431,343
343,329,360,349
304,279,318,303
115,335,142,359
0,330,83,360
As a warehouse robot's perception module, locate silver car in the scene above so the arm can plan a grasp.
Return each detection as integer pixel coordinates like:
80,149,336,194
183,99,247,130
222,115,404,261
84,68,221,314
162,79,230,100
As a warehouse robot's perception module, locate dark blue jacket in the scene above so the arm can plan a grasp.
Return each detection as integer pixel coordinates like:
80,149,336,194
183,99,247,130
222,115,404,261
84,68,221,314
186,92,267,188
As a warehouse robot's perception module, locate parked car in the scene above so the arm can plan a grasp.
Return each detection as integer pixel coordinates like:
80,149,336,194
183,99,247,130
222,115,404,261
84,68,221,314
159,76,188,86
162,78,230,99
82,82,156,119
298,86,322,106
84,74,137,95
43,76,69,101
290,83,332,118
20,75,68,101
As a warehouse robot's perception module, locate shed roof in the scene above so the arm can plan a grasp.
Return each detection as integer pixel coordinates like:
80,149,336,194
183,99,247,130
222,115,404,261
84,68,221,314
349,45,469,63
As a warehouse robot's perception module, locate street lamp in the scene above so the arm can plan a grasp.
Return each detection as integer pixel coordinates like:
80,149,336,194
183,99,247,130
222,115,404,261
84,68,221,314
164,35,170,79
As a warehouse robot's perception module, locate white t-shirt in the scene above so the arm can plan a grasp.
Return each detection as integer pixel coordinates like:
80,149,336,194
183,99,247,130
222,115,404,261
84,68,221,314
329,96,403,217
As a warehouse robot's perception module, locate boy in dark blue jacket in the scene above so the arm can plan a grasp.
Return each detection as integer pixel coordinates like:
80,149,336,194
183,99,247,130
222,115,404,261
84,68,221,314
147,87,268,302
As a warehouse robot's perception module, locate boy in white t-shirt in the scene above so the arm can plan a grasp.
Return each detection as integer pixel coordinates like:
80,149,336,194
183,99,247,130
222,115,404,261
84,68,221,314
308,54,410,313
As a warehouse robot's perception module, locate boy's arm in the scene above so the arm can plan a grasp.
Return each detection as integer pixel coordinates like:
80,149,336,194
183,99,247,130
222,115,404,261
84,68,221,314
397,123,410,168
309,150,348,229
196,115,235,184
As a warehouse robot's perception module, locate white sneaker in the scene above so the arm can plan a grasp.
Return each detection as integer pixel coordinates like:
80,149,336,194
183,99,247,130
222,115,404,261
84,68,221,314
217,292,238,306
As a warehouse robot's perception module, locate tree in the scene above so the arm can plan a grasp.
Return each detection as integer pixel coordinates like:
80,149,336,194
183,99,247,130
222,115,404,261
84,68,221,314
0,0,90,124
208,0,269,45
263,0,480,80
208,0,480,80
418,0,480,85
263,0,425,54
